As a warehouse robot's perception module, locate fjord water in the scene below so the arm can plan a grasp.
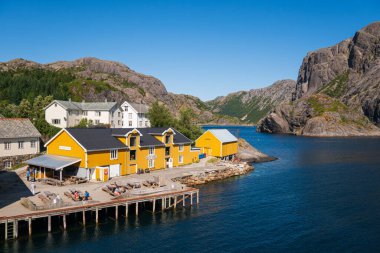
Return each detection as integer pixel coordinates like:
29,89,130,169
3,126,380,253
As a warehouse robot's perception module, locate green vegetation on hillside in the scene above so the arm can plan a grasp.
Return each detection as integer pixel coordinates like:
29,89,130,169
148,102,203,140
319,70,349,98
66,79,117,101
0,68,75,104
307,94,348,116
215,93,271,123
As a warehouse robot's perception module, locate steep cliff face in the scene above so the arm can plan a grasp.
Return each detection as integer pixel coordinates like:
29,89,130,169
0,57,237,124
258,22,380,136
295,22,380,126
207,79,296,123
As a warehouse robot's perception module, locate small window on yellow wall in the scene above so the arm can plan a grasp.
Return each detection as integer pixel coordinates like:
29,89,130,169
110,149,118,160
165,135,170,144
179,144,184,152
179,155,184,164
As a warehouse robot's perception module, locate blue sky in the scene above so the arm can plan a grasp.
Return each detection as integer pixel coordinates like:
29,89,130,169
0,0,379,100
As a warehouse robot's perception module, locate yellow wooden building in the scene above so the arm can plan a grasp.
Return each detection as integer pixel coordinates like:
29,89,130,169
26,127,200,182
195,129,238,159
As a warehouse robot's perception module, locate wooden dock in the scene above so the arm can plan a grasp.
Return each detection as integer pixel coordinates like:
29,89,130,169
0,187,199,240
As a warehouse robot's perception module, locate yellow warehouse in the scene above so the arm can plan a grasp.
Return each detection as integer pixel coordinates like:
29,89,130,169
26,127,200,182
195,129,238,159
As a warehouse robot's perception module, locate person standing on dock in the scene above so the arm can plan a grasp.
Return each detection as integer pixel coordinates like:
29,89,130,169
26,169,30,181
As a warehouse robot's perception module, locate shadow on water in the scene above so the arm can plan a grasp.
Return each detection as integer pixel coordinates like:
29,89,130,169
0,170,32,209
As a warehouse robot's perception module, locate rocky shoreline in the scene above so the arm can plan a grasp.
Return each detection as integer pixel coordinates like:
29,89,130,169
173,162,254,186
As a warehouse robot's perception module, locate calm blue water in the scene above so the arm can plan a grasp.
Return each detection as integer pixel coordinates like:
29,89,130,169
2,126,380,253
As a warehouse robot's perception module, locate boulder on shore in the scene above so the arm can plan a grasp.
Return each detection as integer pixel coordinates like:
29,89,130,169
236,138,277,163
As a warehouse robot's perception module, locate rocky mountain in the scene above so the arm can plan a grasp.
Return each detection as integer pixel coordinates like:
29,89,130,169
207,79,296,124
258,22,380,136
0,57,238,124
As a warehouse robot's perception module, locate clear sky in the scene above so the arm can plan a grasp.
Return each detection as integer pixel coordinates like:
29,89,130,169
0,0,379,100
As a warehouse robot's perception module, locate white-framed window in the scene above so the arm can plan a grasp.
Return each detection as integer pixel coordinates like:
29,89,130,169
95,111,101,116
118,120,121,125
118,112,121,117
82,111,88,116
139,121,142,127
145,121,149,127
52,119,61,125
130,137,136,147
18,141,24,149
125,106,128,111
179,155,184,164
129,121,132,126
4,142,11,150
149,147,155,155
128,113,132,119
179,144,184,152
95,120,100,125
31,140,36,148
110,149,118,160
4,161,12,169
148,159,154,168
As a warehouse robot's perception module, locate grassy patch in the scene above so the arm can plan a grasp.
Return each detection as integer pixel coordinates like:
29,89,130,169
319,70,349,98
66,79,117,101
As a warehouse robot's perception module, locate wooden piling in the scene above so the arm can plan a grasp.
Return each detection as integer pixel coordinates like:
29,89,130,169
4,220,7,240
125,203,129,217
48,215,51,232
14,220,18,239
115,205,118,220
183,194,185,206
152,199,156,213
82,210,86,226
135,202,138,216
96,207,99,224
28,218,32,236
174,196,177,209
63,214,66,230
190,193,193,206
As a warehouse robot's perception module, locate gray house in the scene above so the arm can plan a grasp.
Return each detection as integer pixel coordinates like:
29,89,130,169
0,118,41,169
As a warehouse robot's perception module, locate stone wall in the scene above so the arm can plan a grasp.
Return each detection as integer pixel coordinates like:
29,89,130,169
0,154,39,170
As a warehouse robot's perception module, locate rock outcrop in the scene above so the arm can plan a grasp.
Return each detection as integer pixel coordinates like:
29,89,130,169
236,138,277,163
258,22,380,136
257,94,380,136
207,79,296,123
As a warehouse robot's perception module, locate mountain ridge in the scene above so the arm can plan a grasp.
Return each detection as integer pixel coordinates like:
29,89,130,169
0,57,239,125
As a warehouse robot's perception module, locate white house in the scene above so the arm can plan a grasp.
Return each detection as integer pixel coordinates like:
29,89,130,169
45,100,123,128
120,101,150,128
0,118,41,169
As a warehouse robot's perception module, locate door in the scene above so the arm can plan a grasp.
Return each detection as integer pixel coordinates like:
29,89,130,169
109,164,120,178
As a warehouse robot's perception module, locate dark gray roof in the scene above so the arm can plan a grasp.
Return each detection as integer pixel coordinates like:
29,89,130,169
111,128,164,147
66,128,128,151
52,100,118,111
129,103,149,113
0,118,41,139
112,127,192,146
25,154,81,170
146,127,192,144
